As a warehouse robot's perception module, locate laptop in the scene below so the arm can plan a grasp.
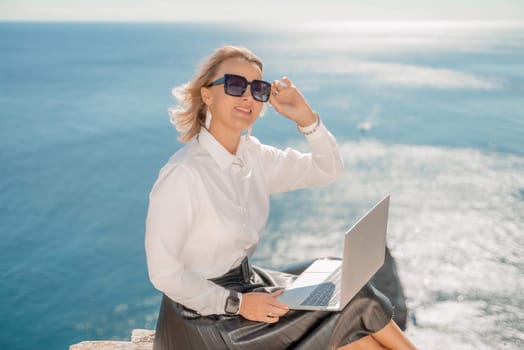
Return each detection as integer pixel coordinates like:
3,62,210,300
277,195,390,311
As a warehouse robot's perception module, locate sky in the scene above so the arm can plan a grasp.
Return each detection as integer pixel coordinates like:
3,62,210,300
1,0,524,22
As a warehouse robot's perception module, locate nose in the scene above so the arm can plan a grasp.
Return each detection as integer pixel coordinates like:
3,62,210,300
241,84,253,100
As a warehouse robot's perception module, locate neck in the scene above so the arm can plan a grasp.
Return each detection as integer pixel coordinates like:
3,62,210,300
208,125,242,155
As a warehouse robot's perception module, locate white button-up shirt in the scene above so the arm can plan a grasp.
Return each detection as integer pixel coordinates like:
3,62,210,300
145,121,344,315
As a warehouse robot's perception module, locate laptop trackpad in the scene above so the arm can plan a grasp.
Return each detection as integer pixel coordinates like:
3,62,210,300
278,274,330,306
278,260,342,306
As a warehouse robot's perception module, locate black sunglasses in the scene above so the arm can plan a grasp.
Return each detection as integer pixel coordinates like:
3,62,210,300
206,74,272,102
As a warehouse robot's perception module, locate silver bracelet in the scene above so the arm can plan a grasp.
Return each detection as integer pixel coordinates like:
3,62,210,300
297,113,321,136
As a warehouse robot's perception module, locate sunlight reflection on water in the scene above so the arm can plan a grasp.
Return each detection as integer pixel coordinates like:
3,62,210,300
254,140,524,349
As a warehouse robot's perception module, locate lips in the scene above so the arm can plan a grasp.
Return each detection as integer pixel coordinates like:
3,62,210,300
234,106,252,114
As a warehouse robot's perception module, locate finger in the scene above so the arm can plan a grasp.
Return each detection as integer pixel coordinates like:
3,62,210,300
264,315,279,324
268,298,289,311
268,306,288,317
272,80,283,90
281,76,293,87
268,290,289,309
271,81,282,97
269,289,285,297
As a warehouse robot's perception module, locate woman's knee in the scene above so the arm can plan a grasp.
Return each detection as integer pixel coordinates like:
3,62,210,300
337,334,389,350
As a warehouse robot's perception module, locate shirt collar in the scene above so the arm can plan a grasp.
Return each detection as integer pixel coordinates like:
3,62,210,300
198,128,244,171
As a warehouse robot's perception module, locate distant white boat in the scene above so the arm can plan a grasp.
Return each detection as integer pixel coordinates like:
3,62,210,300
358,121,373,131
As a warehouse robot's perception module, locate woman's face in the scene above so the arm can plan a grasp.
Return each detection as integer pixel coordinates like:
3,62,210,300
202,57,265,137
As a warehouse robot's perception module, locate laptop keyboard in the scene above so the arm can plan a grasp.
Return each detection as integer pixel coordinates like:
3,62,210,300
300,266,342,307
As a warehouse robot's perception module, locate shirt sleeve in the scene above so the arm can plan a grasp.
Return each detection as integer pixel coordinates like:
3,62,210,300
262,121,344,194
144,163,230,316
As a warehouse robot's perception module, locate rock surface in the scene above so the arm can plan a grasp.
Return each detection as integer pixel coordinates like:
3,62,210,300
70,329,155,350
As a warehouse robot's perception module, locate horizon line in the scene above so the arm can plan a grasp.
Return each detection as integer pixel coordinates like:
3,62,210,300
1,19,524,25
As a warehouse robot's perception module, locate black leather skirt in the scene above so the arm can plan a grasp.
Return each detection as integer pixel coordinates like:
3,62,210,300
153,259,393,350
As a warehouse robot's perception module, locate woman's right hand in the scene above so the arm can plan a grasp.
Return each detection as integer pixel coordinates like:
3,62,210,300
239,290,289,323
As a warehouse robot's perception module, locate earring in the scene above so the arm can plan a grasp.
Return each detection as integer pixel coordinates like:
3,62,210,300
205,110,212,129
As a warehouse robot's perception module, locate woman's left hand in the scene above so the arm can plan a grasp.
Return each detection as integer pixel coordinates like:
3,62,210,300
269,77,317,127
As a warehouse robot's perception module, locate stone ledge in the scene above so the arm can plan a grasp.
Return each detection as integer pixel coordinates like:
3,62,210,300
69,329,155,350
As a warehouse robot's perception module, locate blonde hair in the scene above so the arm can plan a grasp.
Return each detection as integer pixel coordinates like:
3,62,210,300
169,46,264,142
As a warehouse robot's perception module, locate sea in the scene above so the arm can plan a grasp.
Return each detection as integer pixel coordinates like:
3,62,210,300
1,21,523,350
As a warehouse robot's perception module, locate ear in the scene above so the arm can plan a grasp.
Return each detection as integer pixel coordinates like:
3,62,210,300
201,87,211,106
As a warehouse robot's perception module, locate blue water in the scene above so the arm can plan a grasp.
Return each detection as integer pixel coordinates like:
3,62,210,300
1,22,523,349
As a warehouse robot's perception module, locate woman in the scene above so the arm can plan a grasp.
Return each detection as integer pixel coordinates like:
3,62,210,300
145,45,417,350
